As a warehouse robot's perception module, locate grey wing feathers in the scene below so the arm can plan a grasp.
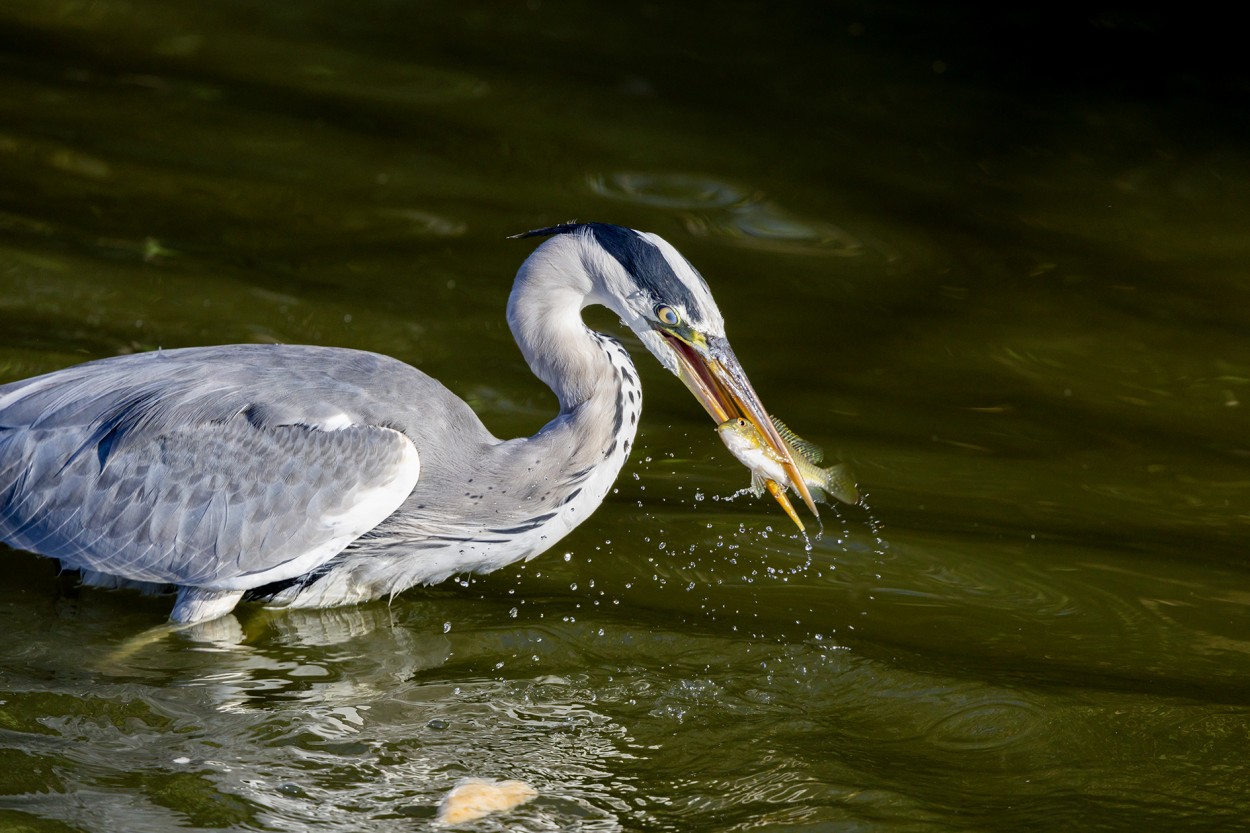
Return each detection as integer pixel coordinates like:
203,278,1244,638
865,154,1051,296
0,346,424,590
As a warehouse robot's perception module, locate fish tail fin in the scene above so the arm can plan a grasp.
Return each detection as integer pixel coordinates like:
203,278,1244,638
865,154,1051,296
819,462,859,505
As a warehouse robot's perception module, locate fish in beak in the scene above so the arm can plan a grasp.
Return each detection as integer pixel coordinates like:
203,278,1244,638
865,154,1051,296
662,332,820,531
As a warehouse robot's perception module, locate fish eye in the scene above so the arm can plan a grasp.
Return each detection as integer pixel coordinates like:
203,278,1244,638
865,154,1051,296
654,304,681,327
737,418,749,427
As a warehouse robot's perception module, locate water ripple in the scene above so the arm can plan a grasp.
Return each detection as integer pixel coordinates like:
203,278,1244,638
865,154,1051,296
587,170,864,255
586,171,749,209
922,695,1044,752
683,201,864,256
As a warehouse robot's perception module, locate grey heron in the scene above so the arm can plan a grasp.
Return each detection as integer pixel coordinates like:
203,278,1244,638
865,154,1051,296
0,222,816,624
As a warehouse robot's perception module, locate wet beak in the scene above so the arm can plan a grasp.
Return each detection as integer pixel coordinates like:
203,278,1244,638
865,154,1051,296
663,333,820,529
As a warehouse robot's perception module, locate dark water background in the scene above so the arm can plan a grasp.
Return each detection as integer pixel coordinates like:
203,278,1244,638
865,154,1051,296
3,3,1250,831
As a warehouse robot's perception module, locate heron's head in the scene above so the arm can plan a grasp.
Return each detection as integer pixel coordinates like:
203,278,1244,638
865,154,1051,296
515,222,818,527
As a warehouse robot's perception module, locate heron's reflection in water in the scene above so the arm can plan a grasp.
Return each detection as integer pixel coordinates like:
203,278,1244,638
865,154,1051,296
144,604,637,829
162,604,453,714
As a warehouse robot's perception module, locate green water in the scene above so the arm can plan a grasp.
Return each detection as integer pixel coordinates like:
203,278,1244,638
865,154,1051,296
3,3,1250,830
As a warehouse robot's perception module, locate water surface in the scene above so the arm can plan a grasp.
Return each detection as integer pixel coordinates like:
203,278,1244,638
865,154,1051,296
3,3,1250,831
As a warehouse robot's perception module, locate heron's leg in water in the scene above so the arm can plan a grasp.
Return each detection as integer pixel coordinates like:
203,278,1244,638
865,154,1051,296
172,587,246,624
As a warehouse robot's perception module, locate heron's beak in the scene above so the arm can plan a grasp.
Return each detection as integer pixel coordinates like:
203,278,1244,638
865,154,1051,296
662,332,820,529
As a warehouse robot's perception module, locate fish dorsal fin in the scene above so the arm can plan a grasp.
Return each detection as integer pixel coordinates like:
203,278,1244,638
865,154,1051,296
769,416,824,464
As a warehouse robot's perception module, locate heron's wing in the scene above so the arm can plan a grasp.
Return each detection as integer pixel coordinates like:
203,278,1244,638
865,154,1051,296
0,409,420,590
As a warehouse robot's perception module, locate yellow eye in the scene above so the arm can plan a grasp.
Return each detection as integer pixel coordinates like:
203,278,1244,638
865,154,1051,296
655,305,681,326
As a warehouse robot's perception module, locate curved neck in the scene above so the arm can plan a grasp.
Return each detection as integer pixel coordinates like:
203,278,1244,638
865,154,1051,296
503,242,642,488
507,248,604,412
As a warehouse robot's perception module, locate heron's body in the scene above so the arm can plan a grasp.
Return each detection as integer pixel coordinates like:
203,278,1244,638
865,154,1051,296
0,223,813,623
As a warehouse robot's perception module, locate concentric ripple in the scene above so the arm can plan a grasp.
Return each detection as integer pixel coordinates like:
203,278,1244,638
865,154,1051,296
588,170,863,255
587,171,750,209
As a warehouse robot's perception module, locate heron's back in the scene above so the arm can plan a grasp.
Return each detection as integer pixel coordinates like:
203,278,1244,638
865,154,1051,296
0,344,490,591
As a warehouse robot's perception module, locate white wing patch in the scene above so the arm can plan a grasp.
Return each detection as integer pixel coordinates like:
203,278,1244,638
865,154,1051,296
315,412,355,431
